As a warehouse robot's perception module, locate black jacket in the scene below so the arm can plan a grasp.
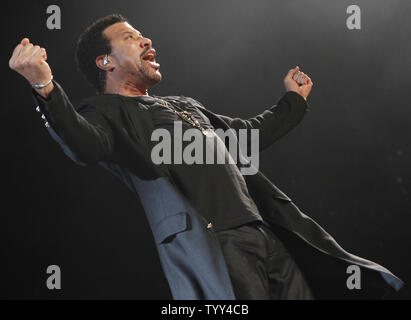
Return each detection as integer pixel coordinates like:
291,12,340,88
32,80,403,299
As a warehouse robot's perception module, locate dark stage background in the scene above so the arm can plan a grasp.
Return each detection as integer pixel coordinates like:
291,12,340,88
1,0,410,299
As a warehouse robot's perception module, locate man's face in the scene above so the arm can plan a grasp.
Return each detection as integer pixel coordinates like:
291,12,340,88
103,22,161,87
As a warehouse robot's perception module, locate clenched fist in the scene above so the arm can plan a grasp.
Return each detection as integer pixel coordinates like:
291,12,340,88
283,66,313,100
9,38,54,98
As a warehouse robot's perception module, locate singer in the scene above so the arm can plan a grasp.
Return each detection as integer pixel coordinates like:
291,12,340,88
9,14,403,299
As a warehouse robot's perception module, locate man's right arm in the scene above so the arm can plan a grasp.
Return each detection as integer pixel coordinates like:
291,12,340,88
32,81,114,165
10,38,114,165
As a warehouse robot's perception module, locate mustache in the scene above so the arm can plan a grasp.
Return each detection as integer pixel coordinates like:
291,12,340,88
140,47,153,58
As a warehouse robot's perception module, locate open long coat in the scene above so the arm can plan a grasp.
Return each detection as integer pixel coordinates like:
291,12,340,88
32,81,403,299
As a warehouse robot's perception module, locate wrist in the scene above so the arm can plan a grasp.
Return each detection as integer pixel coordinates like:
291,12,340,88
31,74,53,88
34,81,54,99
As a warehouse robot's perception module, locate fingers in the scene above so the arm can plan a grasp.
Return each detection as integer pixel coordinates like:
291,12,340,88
294,71,308,85
10,38,30,69
285,66,299,80
11,38,30,57
302,73,313,86
301,76,314,90
28,45,42,60
9,39,26,69
9,38,46,70
292,69,313,86
19,42,34,63
285,66,312,86
21,38,30,46
41,47,47,60
11,41,24,58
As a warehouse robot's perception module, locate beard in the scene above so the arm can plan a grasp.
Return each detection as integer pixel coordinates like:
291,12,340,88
138,59,162,86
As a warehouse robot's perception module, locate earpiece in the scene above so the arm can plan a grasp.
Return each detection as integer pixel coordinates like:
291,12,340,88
103,54,109,66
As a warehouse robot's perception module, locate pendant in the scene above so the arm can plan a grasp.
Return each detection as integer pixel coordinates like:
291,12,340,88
201,128,211,136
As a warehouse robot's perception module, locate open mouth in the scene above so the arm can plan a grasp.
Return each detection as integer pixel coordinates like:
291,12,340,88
142,49,160,70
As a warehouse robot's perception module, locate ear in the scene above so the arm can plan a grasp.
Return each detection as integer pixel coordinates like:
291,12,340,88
96,55,114,71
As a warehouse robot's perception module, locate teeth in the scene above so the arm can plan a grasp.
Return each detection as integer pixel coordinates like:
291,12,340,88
142,51,159,68
144,56,154,62
144,53,155,60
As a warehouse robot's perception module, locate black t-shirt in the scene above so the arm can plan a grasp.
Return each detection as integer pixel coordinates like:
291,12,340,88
134,95,264,231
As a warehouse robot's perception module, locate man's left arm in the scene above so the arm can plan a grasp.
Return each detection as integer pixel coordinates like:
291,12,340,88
194,66,314,151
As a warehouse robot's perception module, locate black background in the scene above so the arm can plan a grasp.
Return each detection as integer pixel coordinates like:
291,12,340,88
1,0,410,299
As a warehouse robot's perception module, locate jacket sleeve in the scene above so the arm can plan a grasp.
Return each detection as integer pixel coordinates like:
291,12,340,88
32,80,114,165
190,91,309,151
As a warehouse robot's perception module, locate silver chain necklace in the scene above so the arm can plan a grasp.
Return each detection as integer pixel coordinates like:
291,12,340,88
156,98,210,136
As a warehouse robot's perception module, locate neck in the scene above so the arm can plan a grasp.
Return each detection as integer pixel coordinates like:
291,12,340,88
104,74,149,97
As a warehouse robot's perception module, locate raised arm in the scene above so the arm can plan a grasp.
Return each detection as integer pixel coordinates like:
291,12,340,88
193,67,314,151
9,38,114,165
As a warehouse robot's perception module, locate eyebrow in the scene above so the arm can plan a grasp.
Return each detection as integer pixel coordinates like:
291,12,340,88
121,30,142,37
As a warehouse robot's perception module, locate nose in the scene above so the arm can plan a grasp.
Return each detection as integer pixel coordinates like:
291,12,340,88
140,36,152,48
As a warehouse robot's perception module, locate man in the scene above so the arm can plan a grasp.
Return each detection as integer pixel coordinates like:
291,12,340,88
9,14,403,299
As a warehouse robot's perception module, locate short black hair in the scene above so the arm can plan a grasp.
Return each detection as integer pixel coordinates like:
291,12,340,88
76,14,128,94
